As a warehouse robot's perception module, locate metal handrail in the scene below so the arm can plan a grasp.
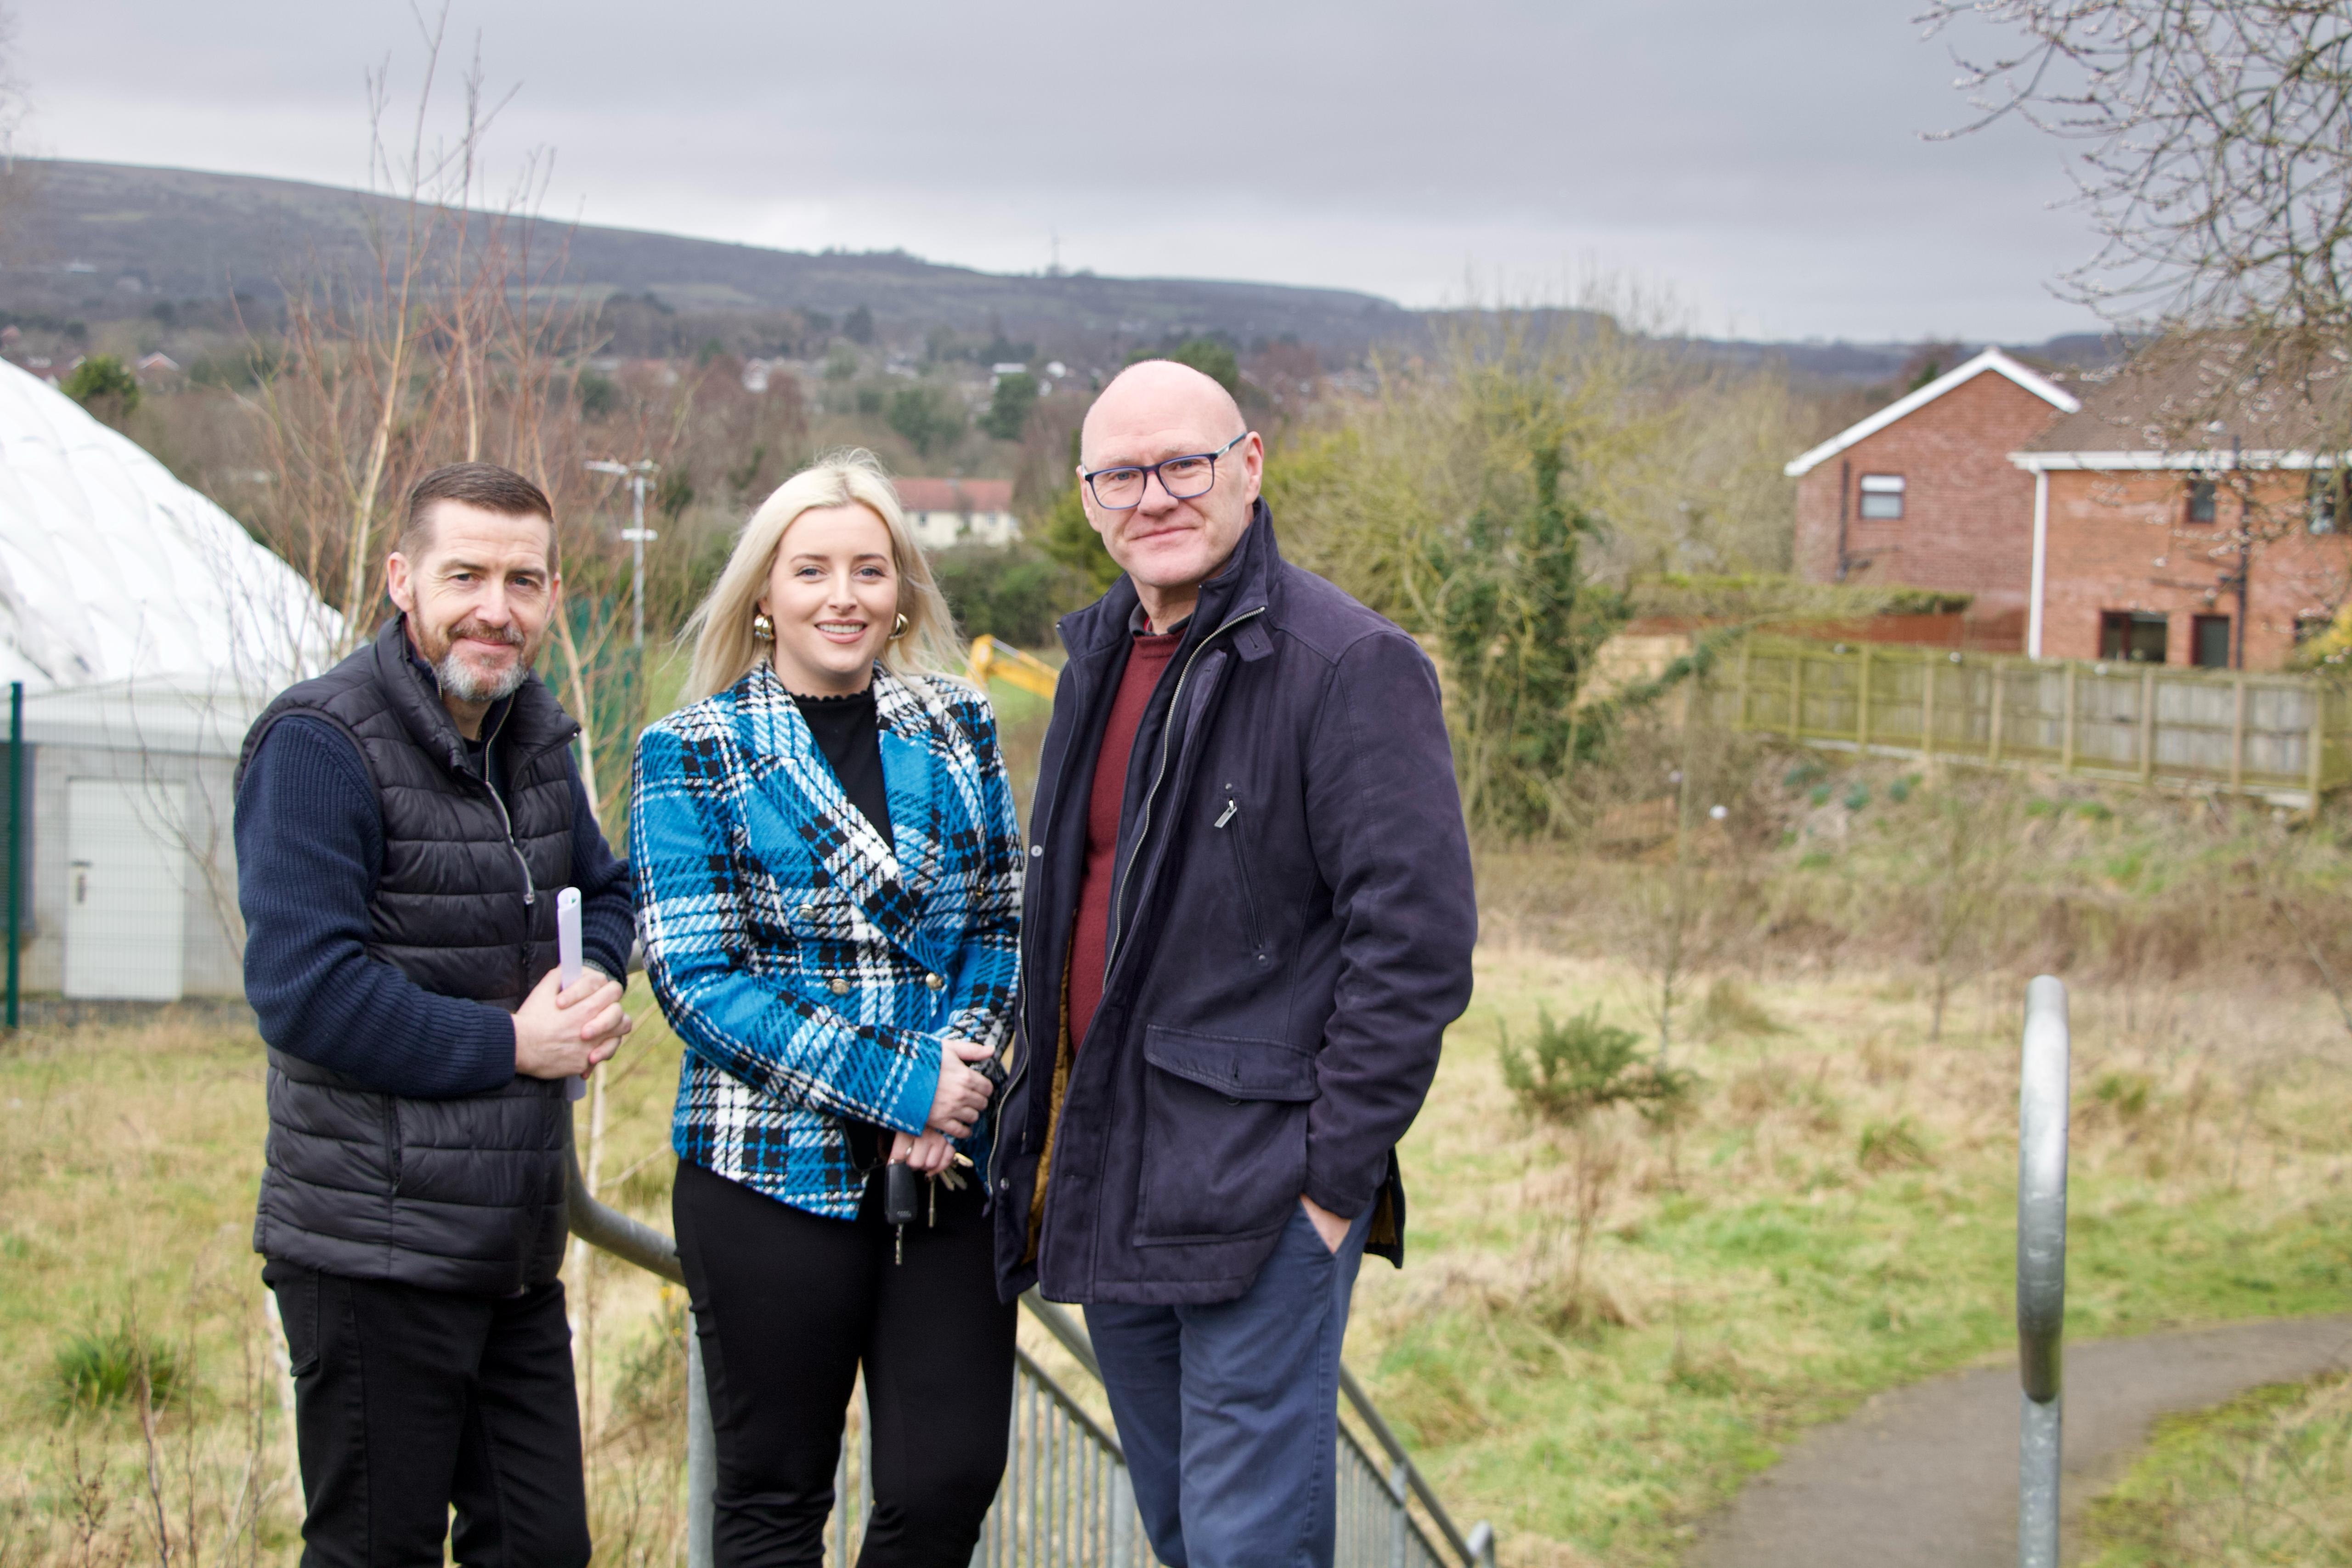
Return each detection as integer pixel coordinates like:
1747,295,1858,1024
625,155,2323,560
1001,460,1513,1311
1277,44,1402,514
568,1139,1494,1568
1023,1292,1495,1568
2015,975,2070,1568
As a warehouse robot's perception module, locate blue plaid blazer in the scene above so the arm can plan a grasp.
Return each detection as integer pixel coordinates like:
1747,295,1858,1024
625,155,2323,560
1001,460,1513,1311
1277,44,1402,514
631,661,1022,1218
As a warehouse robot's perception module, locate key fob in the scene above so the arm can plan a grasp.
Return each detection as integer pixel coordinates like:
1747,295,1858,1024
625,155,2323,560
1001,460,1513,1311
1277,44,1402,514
883,1160,920,1227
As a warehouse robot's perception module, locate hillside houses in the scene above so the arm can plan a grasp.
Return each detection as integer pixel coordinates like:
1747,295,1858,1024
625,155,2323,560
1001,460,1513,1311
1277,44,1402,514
1786,345,2351,670
896,477,1021,550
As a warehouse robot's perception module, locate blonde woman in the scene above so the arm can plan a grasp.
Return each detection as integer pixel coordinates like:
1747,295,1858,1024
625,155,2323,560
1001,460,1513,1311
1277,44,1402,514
632,451,1019,1568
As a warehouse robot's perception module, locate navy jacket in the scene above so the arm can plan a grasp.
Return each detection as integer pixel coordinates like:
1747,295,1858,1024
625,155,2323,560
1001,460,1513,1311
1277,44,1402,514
992,506,1477,1305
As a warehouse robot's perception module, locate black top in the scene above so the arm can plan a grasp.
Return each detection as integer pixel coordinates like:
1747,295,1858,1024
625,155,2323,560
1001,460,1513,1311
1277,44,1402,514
795,685,893,850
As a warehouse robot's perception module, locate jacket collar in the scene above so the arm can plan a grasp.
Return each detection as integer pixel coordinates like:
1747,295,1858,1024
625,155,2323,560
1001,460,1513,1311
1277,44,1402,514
733,659,955,978
368,614,577,778
1058,499,1282,662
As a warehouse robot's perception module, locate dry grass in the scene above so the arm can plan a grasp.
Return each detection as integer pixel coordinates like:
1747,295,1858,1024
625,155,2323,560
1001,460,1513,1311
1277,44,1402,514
1345,949,2352,1567
5,753,2350,1565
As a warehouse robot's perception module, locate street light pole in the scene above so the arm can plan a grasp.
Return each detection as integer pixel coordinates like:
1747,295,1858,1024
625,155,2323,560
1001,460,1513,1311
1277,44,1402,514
586,459,660,650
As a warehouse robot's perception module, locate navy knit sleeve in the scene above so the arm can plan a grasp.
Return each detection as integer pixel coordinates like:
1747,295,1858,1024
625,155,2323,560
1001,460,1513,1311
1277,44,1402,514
569,771,634,985
234,716,517,1098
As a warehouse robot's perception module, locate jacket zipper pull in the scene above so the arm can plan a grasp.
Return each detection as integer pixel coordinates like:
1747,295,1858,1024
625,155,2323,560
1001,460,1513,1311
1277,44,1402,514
1215,799,1237,828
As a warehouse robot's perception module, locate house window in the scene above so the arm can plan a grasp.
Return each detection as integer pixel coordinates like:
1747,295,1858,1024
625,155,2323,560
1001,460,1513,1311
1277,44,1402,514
2296,612,2335,646
2184,479,2217,524
2191,614,2232,668
2311,470,2341,534
2099,611,2169,663
1857,474,1905,520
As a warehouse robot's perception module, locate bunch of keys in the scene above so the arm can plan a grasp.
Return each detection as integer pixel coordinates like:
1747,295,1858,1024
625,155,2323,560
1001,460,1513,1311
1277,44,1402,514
883,1160,920,1265
882,1151,978,1264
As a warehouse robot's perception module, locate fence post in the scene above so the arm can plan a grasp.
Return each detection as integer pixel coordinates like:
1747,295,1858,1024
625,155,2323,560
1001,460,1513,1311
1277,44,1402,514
6,680,17,1031
2309,680,2328,812
1788,649,1804,742
1989,663,2006,765
2060,666,2077,774
2017,975,2070,1568
2139,668,2157,784
1736,639,1752,732
1922,653,1938,759
687,1332,715,1568
1857,644,1874,752
2230,676,2247,792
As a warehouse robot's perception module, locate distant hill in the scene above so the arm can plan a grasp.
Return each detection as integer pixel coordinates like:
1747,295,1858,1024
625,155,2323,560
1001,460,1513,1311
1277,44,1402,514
0,159,1421,358
0,159,2121,380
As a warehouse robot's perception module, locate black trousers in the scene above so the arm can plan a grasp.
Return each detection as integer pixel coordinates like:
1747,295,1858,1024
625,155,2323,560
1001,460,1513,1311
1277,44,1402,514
673,1159,1017,1568
262,1261,589,1568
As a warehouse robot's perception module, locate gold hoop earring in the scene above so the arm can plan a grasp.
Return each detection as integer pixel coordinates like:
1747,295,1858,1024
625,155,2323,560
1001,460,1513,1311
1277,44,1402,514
751,611,775,643
890,613,909,640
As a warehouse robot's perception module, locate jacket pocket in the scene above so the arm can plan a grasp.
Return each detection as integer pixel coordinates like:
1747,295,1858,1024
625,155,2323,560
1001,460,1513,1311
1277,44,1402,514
1134,1025,1314,1245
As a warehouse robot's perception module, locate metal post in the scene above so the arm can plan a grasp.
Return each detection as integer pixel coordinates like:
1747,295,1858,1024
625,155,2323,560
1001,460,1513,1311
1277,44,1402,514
687,1315,715,1568
2139,668,2157,783
2017,975,2070,1568
7,680,18,1030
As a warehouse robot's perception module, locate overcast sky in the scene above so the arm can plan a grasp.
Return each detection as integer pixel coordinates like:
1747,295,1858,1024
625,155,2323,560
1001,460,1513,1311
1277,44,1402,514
12,0,2109,344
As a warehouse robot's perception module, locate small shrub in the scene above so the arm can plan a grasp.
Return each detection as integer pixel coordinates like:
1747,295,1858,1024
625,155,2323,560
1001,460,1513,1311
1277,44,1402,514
1783,760,1827,792
1697,977,1786,1041
1798,849,1833,870
2025,798,2061,817
1843,781,1871,811
1808,785,1832,807
2092,1070,2156,1124
1887,774,1918,804
1500,1007,1695,1126
51,1323,181,1415
2074,800,2115,822
1856,1117,1934,1173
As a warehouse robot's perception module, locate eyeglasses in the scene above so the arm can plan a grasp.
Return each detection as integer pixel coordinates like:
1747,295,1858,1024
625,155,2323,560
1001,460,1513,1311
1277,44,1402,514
1081,431,1249,511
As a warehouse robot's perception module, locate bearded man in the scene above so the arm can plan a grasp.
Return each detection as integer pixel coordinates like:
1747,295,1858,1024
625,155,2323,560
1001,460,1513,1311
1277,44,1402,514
233,462,634,1567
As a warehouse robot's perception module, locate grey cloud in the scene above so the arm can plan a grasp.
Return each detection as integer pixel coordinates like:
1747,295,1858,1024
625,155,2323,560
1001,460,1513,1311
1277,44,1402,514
16,0,2106,339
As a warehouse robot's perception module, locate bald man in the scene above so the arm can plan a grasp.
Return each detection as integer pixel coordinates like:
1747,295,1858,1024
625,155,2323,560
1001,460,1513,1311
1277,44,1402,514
991,362,1477,1568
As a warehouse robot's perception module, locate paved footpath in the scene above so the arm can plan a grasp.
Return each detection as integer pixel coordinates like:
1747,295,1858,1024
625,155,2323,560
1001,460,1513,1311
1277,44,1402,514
1684,1316,2352,1568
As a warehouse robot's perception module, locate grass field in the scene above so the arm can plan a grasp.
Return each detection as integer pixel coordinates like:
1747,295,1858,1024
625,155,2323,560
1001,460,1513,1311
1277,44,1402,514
2,941,2346,1566
2081,1370,2352,1566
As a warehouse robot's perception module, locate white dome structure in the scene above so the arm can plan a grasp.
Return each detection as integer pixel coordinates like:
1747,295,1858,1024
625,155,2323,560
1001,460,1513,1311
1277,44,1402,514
0,359,340,1003
0,358,336,693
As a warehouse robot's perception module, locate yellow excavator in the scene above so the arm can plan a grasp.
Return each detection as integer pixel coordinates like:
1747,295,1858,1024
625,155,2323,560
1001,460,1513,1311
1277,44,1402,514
966,635,1060,702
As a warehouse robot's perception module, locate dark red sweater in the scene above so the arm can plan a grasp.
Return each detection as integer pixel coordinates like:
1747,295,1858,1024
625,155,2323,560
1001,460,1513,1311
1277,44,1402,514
1065,627,1182,1049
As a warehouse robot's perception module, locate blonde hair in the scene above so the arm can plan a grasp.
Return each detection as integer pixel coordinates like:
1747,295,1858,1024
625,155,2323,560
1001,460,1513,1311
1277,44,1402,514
678,450,966,706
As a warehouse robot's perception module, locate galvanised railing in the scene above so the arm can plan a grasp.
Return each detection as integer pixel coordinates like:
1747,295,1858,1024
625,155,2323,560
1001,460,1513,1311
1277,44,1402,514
2015,976,2070,1568
566,1134,1495,1568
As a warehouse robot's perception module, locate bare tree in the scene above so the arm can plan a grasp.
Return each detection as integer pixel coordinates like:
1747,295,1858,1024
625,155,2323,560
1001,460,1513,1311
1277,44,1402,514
1921,4,2352,651
1919,3,2352,354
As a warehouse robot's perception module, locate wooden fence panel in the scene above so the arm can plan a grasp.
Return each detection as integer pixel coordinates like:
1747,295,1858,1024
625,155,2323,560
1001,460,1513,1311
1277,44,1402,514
1696,639,2346,806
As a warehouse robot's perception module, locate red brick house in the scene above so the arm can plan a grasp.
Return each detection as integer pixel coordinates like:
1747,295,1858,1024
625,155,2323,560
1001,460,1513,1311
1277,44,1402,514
1785,348,2080,646
1784,342,2352,670
2010,350,2352,668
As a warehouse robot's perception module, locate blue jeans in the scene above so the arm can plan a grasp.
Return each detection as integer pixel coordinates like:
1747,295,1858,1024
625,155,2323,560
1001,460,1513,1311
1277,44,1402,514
1085,1202,1374,1568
